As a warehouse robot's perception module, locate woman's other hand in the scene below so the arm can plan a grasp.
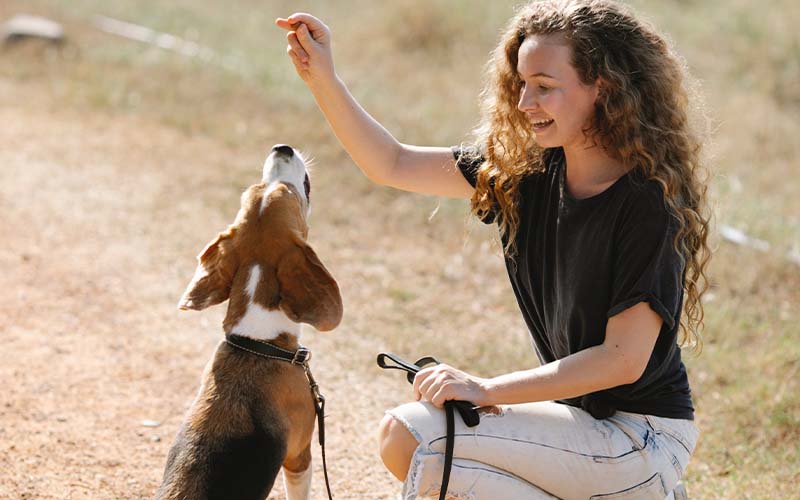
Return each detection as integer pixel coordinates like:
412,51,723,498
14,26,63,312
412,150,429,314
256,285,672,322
275,13,335,87
413,364,492,408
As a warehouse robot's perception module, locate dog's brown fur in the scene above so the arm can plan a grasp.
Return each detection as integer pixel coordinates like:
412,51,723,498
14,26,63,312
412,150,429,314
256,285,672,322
156,177,342,500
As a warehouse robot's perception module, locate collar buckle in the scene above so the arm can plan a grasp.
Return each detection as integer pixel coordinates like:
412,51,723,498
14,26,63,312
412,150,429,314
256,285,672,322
292,346,311,365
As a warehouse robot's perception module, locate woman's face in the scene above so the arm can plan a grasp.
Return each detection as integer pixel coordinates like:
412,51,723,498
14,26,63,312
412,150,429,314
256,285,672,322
516,34,599,149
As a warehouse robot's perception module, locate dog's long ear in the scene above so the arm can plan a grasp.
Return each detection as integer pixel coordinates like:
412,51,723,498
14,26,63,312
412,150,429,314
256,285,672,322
276,238,343,331
178,227,239,311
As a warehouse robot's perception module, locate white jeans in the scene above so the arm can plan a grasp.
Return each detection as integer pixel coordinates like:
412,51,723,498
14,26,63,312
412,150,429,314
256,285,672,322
386,401,699,500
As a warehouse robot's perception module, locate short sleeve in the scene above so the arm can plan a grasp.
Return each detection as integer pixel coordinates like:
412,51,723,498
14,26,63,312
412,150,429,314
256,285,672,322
451,145,482,188
451,146,497,225
607,185,686,330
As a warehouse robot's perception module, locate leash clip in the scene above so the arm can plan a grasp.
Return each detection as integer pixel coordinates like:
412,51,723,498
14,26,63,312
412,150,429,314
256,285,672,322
302,364,325,406
312,385,325,406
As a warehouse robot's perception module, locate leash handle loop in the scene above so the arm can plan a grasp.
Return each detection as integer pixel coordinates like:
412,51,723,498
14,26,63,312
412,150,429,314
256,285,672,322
376,353,441,384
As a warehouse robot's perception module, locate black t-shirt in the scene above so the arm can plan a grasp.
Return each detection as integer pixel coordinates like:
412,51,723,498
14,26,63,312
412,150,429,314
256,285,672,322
453,146,694,420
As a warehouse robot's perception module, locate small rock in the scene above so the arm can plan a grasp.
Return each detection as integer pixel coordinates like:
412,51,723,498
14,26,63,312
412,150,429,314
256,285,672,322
1,14,65,45
141,419,161,427
151,435,162,442
719,225,770,252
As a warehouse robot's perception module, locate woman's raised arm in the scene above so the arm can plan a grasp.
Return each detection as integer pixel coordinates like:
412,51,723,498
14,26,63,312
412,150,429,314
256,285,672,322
276,13,473,199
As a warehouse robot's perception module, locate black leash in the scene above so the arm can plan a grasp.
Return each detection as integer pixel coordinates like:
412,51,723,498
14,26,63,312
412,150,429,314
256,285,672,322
303,361,334,500
377,353,480,500
225,334,334,500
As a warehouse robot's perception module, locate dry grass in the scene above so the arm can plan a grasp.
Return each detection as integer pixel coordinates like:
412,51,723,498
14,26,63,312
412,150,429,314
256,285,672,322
1,0,798,498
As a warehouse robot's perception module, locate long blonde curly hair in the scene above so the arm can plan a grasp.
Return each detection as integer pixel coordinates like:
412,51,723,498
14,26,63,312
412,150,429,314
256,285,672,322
466,0,712,350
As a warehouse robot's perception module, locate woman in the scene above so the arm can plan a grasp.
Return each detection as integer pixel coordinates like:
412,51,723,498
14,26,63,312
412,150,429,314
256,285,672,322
276,1,710,498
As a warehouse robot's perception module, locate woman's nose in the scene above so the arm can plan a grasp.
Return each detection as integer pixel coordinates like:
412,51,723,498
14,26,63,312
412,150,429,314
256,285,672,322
517,88,538,112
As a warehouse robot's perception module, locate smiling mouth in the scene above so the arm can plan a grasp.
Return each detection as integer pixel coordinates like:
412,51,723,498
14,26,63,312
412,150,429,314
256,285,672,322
532,119,554,131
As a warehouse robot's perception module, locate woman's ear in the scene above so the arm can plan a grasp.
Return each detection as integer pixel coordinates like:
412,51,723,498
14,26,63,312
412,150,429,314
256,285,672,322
178,228,239,311
276,238,343,331
595,76,618,107
593,77,605,103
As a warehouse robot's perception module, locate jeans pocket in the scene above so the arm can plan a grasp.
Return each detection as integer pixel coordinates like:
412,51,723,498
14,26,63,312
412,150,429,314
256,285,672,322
589,472,667,499
644,415,698,455
609,413,649,450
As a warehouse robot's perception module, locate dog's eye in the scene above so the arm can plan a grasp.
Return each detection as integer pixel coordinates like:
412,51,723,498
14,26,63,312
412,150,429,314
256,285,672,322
304,173,311,203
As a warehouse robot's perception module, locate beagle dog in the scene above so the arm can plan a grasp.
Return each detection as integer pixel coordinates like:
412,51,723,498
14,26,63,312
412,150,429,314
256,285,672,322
156,145,343,500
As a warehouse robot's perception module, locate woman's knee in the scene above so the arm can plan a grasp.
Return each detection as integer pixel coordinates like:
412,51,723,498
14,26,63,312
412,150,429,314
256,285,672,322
378,413,419,481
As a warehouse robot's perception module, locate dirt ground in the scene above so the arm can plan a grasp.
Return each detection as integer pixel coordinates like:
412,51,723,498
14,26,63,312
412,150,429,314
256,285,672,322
0,76,409,499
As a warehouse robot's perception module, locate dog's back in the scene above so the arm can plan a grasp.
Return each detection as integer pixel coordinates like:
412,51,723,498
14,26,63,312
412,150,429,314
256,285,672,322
156,340,316,500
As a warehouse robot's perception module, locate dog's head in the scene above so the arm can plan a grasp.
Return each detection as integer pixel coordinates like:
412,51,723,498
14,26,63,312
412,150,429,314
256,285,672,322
178,144,342,332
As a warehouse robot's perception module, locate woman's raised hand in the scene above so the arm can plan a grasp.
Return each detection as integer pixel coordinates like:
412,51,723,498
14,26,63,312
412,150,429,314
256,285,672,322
275,13,335,87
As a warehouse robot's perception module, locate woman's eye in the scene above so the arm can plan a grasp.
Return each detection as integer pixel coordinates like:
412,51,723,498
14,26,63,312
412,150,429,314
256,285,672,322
538,85,551,93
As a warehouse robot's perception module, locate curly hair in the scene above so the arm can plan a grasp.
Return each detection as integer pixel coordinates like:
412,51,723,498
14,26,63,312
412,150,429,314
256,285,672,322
466,0,712,350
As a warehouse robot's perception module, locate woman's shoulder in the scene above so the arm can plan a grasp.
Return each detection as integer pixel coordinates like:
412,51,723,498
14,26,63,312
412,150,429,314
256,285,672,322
624,174,670,210
616,173,678,234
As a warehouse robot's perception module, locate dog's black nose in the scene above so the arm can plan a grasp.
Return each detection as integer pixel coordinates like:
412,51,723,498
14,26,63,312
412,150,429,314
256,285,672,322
271,144,294,157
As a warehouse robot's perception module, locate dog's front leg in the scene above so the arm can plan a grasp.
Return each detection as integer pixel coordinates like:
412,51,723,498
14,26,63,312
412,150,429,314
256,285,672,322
283,446,312,500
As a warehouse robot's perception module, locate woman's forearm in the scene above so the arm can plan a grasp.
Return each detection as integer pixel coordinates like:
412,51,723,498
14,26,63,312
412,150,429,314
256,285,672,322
308,76,403,185
479,344,638,406
475,303,660,407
